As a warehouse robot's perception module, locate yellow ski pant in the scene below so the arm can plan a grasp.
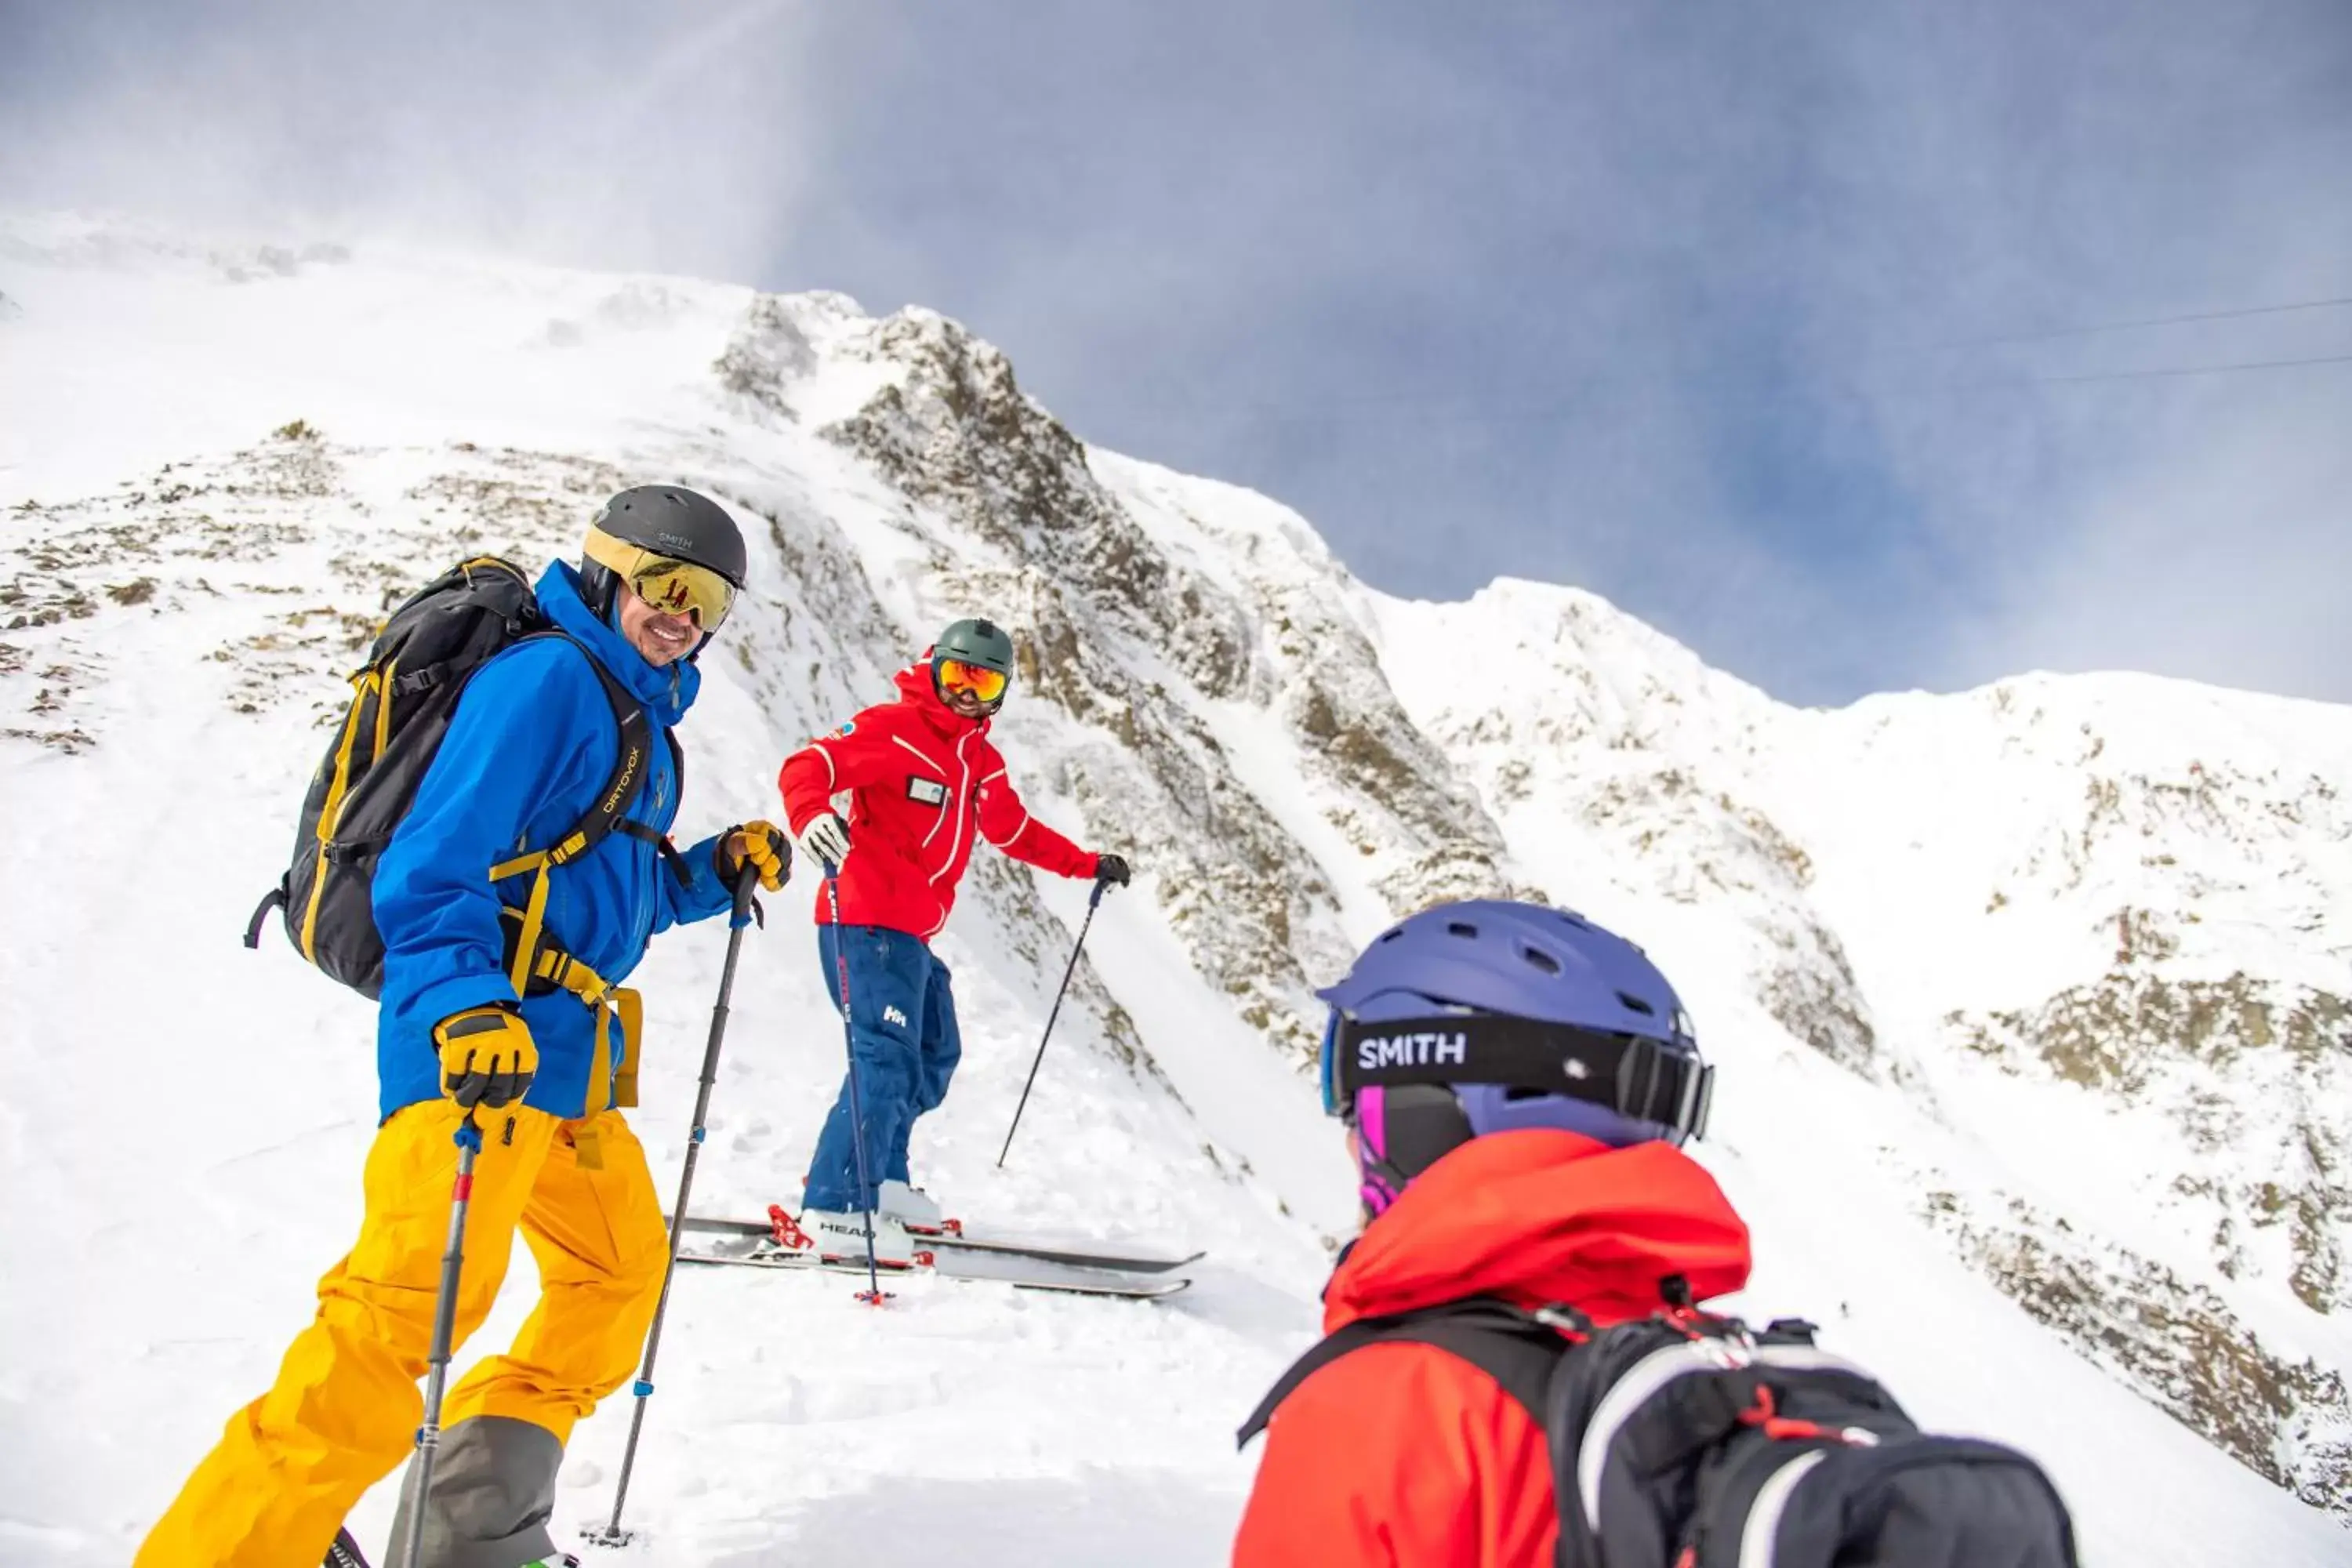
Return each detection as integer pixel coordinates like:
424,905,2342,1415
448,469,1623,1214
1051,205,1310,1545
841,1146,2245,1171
136,1099,668,1568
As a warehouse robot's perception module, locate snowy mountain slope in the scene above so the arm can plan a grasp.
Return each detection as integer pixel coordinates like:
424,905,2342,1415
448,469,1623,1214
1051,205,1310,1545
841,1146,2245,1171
1374,580,2352,1512
0,417,1335,1565
2,214,2347,1562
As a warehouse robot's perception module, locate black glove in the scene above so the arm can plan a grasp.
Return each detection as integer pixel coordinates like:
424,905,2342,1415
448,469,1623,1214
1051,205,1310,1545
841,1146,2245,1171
1094,852,1131,887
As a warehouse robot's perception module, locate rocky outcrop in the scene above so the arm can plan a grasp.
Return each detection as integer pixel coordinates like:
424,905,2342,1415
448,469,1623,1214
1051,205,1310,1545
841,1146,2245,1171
713,293,818,422
1923,1186,2352,1515
818,310,1523,1057
1951,973,2352,1316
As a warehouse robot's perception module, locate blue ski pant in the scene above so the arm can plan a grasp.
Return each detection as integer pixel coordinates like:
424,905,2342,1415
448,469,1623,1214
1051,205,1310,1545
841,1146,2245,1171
804,923,963,1211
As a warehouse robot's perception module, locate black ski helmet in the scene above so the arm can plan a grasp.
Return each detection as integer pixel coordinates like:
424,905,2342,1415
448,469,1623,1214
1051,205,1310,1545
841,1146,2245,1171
578,485,748,622
931,616,1015,708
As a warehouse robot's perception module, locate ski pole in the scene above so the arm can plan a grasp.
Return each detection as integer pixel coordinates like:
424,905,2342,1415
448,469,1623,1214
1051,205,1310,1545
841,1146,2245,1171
996,878,1108,1169
401,1111,484,1568
824,873,887,1305
586,865,760,1551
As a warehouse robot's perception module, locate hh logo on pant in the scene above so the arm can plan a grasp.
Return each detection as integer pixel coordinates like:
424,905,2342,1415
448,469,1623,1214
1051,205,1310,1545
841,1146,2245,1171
884,1005,909,1026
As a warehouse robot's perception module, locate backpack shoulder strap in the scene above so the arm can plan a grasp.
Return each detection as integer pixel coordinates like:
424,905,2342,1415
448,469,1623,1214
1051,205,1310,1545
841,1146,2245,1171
563,637,657,858
1237,1297,1569,1450
486,634,660,994
617,728,691,887
566,643,696,888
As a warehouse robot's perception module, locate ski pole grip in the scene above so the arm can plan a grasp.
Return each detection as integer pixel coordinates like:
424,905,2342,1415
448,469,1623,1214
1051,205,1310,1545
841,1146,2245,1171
1088,879,1108,909
729,863,759,927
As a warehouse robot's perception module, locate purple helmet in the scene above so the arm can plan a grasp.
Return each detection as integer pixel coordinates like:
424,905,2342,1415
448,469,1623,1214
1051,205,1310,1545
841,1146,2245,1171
1317,899,1711,1216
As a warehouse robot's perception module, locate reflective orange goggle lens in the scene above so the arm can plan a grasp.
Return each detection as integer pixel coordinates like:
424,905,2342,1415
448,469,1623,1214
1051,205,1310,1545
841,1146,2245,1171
936,656,1008,703
584,527,736,630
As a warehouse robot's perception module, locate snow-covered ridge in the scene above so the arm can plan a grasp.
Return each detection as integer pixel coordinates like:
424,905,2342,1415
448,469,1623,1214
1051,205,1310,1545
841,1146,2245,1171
1377,575,2352,1508
3,215,2347,1562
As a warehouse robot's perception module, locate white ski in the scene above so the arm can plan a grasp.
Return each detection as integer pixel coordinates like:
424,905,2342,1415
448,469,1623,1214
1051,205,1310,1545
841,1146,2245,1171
675,1232,1190,1300
672,1207,1203,1275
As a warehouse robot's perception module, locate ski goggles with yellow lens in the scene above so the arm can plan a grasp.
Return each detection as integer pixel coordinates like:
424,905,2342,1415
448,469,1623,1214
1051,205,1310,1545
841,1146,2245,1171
936,656,1009,703
583,526,738,630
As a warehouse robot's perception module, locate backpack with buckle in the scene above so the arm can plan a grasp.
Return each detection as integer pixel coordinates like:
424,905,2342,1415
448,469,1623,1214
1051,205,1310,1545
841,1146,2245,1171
245,556,686,1013
1240,1278,2078,1568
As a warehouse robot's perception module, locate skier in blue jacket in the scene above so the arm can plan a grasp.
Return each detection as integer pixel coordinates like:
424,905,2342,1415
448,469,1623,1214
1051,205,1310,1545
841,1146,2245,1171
372,557,747,1123
140,487,790,1568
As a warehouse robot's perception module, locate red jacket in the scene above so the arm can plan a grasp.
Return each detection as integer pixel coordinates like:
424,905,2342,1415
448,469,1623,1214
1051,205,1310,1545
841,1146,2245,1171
1232,1130,1753,1568
778,662,1099,937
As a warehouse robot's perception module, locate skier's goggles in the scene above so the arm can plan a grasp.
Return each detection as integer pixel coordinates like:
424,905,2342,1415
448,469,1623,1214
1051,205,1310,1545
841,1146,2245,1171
936,657,1008,703
1319,1011,1713,1143
584,526,738,630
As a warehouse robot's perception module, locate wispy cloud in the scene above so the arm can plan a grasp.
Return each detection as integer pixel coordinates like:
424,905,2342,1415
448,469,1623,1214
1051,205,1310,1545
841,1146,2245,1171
3,0,2346,704
0,0,815,278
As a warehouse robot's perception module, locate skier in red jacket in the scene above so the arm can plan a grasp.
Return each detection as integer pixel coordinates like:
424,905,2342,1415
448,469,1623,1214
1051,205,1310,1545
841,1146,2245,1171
1233,899,1745,1566
777,617,1128,1261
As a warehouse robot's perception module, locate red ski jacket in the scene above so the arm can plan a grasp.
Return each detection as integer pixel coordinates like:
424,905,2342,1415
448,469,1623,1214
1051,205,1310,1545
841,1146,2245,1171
777,662,1099,938
1232,1130,1753,1568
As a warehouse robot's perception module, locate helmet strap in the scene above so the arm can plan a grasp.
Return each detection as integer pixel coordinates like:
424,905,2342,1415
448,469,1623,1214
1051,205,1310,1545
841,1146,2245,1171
1354,1084,1475,1205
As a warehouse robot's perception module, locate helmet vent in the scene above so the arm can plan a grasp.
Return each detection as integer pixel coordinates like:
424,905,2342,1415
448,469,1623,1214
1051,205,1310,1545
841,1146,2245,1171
1378,928,1404,942
1446,920,1479,938
1616,991,1657,1017
1520,945,1563,975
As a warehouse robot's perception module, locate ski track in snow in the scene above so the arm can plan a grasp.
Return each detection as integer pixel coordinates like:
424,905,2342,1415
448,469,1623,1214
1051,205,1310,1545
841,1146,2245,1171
1,213,2347,1565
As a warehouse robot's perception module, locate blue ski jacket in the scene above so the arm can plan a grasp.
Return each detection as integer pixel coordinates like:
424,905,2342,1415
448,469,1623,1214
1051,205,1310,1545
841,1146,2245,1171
372,561,737,1120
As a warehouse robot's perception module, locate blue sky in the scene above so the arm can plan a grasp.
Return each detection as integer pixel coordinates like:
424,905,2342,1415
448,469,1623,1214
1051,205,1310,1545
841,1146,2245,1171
4,1,2347,705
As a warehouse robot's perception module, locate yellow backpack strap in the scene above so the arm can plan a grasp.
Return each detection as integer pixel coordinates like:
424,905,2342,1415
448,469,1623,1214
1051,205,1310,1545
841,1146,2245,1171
481,635,652,1001
478,637,659,1125
612,988,644,1109
505,933,643,1116
489,849,554,996
300,667,383,962
571,1111,604,1171
575,1000,613,1172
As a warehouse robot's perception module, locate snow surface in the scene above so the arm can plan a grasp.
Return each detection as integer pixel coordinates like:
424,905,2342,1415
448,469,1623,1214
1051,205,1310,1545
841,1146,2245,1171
1,214,2346,1564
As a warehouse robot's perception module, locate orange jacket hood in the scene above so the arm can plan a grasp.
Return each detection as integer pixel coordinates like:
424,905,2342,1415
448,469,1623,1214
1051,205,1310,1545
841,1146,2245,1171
1231,1130,1755,1568
1323,1128,1754,1333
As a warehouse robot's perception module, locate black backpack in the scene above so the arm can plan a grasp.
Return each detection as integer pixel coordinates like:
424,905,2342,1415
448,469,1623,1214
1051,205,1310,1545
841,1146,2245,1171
1240,1284,2079,1568
245,557,682,1000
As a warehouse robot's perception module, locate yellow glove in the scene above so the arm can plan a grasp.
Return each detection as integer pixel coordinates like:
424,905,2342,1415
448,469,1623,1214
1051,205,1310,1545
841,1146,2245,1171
717,820,791,891
434,1004,538,1111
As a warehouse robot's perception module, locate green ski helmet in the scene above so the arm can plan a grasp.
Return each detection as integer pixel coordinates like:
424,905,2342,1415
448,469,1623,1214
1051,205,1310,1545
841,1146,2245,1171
931,616,1015,710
